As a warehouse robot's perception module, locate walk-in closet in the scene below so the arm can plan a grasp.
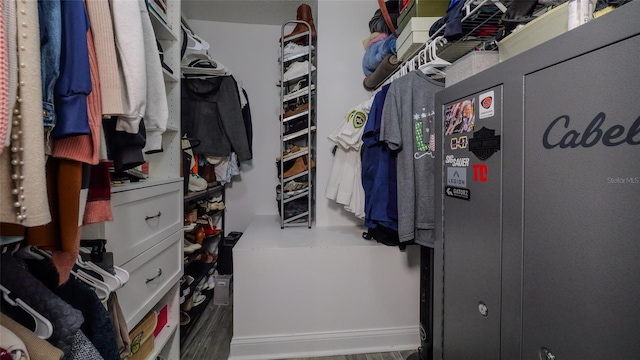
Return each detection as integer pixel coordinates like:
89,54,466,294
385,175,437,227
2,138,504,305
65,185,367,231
1,0,638,360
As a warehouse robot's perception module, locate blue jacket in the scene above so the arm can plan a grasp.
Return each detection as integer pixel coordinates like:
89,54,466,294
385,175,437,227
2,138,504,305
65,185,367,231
38,0,61,127
362,84,398,230
52,0,91,139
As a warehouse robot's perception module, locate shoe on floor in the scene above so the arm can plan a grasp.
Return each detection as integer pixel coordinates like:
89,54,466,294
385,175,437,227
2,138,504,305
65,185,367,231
282,60,316,83
188,173,207,192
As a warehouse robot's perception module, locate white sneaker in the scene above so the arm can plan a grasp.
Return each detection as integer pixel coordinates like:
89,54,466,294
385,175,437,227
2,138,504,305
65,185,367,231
282,61,316,82
205,275,216,290
280,42,314,62
283,80,315,102
188,173,207,192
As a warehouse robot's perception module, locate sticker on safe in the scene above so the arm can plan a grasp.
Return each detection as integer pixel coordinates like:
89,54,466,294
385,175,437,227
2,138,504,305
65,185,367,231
479,91,494,119
447,167,467,187
445,186,471,201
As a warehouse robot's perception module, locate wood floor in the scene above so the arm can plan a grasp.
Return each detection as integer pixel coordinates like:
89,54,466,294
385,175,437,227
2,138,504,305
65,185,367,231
180,299,418,360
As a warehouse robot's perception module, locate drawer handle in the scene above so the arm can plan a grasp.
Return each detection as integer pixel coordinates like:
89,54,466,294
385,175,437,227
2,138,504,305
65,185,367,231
145,212,162,221
145,268,163,283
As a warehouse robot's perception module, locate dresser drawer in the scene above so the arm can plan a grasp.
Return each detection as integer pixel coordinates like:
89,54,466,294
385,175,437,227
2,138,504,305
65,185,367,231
117,230,183,329
83,180,183,266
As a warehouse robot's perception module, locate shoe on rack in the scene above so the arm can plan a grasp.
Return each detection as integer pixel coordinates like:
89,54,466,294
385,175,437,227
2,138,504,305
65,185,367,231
284,117,316,136
282,61,316,83
193,294,207,307
180,312,191,326
281,3,317,45
283,102,310,119
276,180,309,199
183,239,202,254
281,156,315,179
283,79,315,102
279,42,314,62
188,173,207,192
276,144,309,161
205,275,216,290
181,296,194,312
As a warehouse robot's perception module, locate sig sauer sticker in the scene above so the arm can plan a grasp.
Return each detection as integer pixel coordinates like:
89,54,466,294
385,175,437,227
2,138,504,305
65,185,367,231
479,91,494,119
469,127,501,161
445,186,470,201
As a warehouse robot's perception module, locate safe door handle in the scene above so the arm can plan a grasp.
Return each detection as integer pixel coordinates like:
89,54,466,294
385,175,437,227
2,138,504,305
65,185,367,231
145,268,162,283
145,212,162,221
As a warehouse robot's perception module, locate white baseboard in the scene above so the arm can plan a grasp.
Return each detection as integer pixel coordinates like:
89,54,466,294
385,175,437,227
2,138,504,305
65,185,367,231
228,326,420,360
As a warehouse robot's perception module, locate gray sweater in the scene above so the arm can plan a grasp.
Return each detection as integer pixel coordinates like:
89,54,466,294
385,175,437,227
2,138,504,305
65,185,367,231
381,71,444,247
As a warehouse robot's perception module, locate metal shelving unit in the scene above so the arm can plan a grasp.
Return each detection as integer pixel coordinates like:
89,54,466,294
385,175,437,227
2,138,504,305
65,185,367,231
278,20,316,229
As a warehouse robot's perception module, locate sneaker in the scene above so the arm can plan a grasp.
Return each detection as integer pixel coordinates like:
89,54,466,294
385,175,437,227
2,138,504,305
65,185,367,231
283,79,315,102
276,144,309,161
183,239,201,254
205,275,216,290
188,173,207,192
282,61,316,83
280,42,314,62
276,181,309,199
193,294,206,307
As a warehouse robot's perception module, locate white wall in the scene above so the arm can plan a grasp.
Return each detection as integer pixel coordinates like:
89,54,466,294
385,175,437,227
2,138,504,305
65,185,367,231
190,0,380,231
315,0,380,227
189,20,283,232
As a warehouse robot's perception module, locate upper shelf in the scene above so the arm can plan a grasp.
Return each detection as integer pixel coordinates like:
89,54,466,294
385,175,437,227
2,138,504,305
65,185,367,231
148,1,178,41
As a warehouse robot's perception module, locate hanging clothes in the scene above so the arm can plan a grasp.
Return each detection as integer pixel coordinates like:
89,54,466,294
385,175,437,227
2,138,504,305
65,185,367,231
380,70,444,247
362,83,398,231
51,0,91,140
85,0,124,116
325,100,372,219
0,313,64,360
0,0,51,227
181,77,251,161
0,254,83,357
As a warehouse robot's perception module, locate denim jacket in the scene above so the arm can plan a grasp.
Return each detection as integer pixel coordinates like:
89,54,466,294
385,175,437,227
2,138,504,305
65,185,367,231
52,0,92,139
38,0,61,127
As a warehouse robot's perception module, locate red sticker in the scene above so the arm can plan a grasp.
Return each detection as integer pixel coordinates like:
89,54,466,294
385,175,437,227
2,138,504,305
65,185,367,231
481,97,493,109
472,164,488,182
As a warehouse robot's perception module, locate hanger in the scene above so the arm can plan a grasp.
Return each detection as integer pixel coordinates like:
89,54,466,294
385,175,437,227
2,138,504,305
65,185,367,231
419,36,450,76
0,284,53,339
75,256,122,293
29,247,111,302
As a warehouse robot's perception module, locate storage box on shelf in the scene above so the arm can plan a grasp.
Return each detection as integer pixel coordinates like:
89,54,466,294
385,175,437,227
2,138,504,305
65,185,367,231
397,0,449,32
397,17,440,61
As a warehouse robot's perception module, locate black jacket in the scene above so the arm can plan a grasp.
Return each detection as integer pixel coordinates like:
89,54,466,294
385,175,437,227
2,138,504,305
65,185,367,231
181,77,252,161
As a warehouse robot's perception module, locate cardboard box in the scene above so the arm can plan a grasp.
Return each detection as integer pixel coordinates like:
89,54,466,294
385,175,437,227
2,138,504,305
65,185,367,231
397,17,440,61
445,51,499,87
397,0,449,33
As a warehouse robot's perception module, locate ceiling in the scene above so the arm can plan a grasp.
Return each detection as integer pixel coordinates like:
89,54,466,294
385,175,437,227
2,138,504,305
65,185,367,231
182,0,319,26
